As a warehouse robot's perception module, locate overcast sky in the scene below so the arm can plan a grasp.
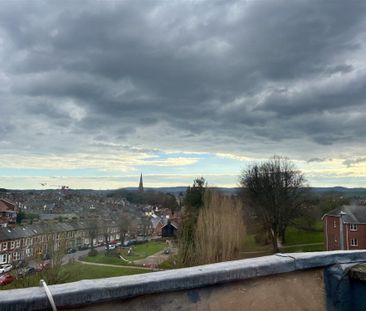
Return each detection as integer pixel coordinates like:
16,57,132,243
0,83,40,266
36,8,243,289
1,0,366,189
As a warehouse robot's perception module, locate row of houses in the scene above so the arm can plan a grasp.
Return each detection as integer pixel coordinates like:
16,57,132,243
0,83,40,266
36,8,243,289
0,221,120,265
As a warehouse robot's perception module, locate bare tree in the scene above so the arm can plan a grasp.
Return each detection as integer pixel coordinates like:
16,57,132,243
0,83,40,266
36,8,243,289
101,221,111,252
239,156,306,252
194,191,245,265
87,218,99,255
118,213,130,245
178,177,206,266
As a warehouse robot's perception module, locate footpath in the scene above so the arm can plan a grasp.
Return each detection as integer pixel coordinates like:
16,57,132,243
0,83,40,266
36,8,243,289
76,248,177,270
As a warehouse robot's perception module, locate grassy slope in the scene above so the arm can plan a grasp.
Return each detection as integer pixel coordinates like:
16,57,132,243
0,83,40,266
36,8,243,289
83,241,167,265
1,262,149,290
241,222,325,257
64,262,148,281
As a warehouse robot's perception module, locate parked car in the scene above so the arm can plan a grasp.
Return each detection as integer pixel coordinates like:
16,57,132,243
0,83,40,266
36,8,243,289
67,248,77,254
0,264,13,274
105,244,116,250
0,273,15,286
78,245,90,251
123,239,137,247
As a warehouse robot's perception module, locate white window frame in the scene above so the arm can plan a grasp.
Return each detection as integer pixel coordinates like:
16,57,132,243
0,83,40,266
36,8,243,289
350,224,358,231
26,248,32,257
351,239,358,246
1,242,7,251
333,220,337,228
0,254,7,264
15,240,21,248
10,241,15,249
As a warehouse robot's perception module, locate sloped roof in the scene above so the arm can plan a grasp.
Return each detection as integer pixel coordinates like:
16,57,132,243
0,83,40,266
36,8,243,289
0,218,120,242
161,221,178,229
323,205,366,224
0,199,16,212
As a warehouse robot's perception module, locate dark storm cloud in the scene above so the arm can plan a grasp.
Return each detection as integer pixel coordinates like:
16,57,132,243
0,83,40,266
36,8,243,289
1,0,366,160
343,157,366,167
306,158,328,163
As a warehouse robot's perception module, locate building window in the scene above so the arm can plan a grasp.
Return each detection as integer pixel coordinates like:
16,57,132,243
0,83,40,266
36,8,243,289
12,252,20,261
350,224,358,231
10,241,15,249
333,220,337,228
26,248,32,257
15,240,20,248
0,254,6,264
1,242,7,251
351,239,358,246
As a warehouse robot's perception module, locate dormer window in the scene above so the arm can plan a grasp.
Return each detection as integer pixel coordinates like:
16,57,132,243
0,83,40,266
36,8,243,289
350,224,358,231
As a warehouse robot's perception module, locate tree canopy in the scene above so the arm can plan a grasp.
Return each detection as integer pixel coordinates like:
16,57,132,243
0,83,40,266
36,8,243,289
239,156,306,251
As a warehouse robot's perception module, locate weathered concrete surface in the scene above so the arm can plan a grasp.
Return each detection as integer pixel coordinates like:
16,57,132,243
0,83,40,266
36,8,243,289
0,251,365,311
324,263,366,311
325,263,366,311
324,264,354,311
69,269,325,311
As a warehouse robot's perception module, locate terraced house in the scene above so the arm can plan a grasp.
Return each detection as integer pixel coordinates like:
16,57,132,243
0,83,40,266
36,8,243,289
0,221,120,265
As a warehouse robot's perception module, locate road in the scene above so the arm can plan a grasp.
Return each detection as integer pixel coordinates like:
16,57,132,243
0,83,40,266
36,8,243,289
62,246,105,264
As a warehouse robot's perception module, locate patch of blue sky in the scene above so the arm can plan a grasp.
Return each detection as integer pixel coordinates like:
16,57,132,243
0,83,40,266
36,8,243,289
136,152,246,175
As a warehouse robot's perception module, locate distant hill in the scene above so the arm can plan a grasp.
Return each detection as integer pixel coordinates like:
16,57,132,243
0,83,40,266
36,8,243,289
120,186,240,195
3,186,366,198
118,186,366,197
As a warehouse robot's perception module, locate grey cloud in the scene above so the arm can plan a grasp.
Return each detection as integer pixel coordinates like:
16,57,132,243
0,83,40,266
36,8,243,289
343,157,366,167
0,0,366,163
307,158,328,163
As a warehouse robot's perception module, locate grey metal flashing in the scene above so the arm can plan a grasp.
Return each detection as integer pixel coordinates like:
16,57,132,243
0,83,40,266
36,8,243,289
0,250,366,311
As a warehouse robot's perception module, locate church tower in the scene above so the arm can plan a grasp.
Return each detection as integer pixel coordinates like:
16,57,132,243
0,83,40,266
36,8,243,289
138,173,144,192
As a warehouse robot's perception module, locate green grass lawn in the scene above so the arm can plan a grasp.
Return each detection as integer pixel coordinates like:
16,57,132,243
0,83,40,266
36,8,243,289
119,241,167,261
284,226,324,246
82,253,131,266
240,223,325,257
1,262,149,290
280,243,325,253
242,234,273,252
83,241,167,265
64,262,148,281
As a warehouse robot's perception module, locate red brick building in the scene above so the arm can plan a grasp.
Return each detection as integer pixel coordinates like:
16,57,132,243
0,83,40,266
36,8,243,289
0,199,17,227
323,205,366,251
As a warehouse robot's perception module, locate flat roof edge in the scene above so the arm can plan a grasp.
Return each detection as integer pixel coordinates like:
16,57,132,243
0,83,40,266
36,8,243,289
1,250,366,310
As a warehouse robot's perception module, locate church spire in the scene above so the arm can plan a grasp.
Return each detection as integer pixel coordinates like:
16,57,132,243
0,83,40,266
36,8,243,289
138,173,144,192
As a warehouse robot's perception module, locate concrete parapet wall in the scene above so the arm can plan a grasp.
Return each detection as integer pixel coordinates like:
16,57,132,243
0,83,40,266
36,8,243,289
0,251,366,311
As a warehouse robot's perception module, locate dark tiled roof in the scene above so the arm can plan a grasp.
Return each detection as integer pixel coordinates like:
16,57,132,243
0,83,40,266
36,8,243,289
0,222,86,242
323,205,366,224
161,221,178,229
0,220,118,242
